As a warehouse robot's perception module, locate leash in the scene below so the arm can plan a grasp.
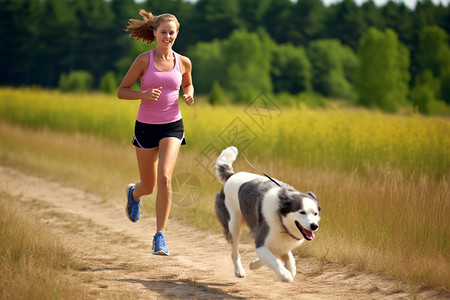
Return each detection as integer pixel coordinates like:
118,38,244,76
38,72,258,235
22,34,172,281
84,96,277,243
240,150,302,241
239,151,282,187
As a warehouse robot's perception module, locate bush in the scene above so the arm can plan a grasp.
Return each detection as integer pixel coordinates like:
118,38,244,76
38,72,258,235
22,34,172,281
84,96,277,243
356,28,410,112
224,29,273,102
59,70,93,92
208,81,226,105
100,71,117,94
410,70,440,115
410,84,438,114
307,39,357,100
272,43,312,94
297,92,326,108
187,40,225,94
417,26,450,105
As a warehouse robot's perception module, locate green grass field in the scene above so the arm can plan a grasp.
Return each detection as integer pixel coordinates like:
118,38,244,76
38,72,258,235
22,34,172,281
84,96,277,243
0,87,449,292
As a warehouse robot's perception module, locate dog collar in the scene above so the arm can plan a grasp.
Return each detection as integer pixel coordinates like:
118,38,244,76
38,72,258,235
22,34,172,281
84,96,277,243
282,228,302,241
279,216,302,241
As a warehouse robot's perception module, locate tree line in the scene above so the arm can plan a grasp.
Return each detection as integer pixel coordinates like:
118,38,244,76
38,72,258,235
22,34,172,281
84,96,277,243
1,0,449,113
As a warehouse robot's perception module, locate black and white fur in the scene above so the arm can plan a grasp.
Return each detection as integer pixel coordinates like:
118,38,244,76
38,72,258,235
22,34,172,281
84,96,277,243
215,146,321,282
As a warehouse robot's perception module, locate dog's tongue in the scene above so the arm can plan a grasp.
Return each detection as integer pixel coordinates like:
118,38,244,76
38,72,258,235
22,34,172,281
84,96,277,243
304,230,315,241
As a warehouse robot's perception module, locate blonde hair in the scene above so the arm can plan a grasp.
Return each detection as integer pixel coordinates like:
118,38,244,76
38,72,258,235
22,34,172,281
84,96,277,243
125,9,180,44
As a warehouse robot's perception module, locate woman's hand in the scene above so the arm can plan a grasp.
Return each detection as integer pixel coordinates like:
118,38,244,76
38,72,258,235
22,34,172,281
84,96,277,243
183,93,194,106
142,87,162,101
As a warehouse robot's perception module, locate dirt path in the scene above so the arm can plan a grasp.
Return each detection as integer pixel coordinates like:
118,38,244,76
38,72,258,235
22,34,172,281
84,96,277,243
1,165,445,299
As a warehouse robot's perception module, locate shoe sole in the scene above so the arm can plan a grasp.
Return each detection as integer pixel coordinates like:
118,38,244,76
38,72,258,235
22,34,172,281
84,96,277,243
152,240,169,256
152,250,170,256
125,184,137,223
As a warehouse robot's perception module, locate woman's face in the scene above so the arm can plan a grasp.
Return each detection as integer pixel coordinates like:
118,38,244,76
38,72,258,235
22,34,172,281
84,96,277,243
154,21,178,49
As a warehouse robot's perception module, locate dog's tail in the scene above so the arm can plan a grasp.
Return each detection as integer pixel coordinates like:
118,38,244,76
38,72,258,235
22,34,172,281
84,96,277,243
215,146,238,184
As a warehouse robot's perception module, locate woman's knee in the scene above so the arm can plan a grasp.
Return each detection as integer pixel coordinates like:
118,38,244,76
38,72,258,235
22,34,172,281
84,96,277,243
158,173,172,188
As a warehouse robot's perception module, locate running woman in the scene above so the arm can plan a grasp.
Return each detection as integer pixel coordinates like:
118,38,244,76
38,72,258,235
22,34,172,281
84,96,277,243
117,9,194,256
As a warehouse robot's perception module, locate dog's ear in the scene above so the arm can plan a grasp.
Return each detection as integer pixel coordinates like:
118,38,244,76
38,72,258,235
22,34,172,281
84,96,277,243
279,188,302,215
279,189,291,215
307,191,317,200
307,191,322,212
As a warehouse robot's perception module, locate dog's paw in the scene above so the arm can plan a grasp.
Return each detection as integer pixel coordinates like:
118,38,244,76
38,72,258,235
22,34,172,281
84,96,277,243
277,268,294,283
249,258,264,270
233,257,246,278
235,268,246,278
284,263,296,279
284,258,296,278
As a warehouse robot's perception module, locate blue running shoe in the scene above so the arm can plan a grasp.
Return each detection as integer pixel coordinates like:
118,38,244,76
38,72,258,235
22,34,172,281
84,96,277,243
125,184,140,222
152,232,169,256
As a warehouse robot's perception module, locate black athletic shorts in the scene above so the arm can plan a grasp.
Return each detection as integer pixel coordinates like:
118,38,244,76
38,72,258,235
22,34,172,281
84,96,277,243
132,119,186,149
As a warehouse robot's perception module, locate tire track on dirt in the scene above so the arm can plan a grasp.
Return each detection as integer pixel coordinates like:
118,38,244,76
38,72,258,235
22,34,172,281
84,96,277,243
1,166,445,299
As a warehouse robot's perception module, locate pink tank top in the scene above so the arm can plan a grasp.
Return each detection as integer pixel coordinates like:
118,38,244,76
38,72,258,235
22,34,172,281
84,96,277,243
137,49,182,124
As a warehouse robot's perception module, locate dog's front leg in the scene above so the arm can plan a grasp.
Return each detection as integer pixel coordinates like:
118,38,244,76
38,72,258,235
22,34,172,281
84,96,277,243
256,247,294,282
282,251,296,279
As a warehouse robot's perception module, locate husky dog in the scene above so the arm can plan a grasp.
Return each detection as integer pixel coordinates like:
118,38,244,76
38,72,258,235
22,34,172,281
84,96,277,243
215,146,321,282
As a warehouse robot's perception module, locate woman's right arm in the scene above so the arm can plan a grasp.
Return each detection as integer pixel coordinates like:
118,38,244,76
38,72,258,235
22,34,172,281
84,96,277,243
117,53,147,100
117,52,161,101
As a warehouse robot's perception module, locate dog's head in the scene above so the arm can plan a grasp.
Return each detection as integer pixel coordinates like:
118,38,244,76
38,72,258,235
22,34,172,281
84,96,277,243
279,189,321,241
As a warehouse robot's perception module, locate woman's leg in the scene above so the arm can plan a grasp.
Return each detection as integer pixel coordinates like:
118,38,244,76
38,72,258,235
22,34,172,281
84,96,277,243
155,137,181,233
134,146,159,201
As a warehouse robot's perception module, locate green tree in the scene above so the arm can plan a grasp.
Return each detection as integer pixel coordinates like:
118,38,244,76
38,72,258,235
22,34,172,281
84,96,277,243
325,0,366,50
190,0,241,42
272,44,312,94
187,39,225,94
0,0,44,85
2,0,450,92
417,26,450,79
416,25,450,104
33,0,78,87
71,0,115,86
261,0,295,44
356,28,410,112
290,0,326,45
361,0,385,30
238,0,271,29
381,1,415,48
223,29,273,102
307,39,357,100
415,0,447,29
110,0,137,61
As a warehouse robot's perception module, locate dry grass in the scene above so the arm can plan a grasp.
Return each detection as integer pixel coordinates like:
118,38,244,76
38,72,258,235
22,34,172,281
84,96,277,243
0,191,87,300
284,166,449,291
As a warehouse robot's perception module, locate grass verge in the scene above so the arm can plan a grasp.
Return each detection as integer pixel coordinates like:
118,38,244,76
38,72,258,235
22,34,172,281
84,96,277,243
0,191,87,300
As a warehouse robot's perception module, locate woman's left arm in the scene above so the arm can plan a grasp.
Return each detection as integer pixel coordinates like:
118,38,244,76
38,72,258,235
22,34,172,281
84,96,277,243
181,55,194,106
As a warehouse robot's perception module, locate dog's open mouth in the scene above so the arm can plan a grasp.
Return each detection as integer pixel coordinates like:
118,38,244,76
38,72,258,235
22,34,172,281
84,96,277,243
295,221,315,241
